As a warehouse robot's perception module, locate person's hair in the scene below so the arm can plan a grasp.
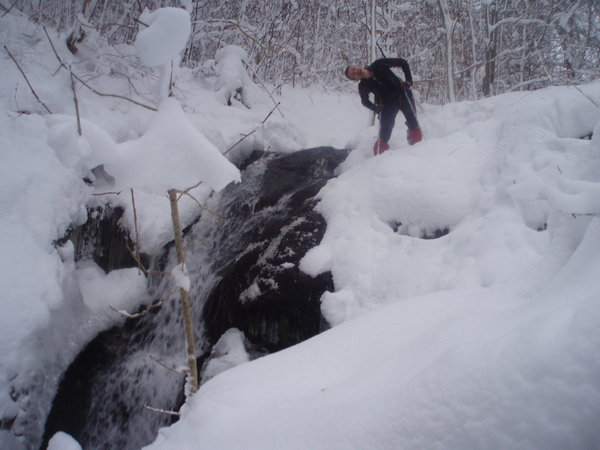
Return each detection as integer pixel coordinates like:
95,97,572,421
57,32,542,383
344,66,352,80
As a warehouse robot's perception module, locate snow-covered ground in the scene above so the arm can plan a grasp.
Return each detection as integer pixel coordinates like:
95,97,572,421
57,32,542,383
146,85,600,449
1,8,600,450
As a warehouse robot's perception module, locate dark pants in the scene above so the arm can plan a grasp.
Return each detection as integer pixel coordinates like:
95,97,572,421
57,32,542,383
379,90,419,142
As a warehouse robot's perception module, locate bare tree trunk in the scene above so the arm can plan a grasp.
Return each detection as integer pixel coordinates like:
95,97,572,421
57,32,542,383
437,0,456,102
370,0,376,63
482,3,498,97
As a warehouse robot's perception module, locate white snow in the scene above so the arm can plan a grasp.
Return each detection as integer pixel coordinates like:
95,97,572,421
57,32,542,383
171,263,191,292
75,262,147,312
146,83,600,449
46,431,83,450
1,8,600,450
214,45,265,108
200,328,250,384
109,98,241,193
135,7,191,67
134,7,190,101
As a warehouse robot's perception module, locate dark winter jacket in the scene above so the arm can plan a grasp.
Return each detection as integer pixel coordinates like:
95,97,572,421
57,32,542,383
358,58,413,111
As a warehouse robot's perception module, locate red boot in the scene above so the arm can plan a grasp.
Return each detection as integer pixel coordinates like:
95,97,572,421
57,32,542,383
407,127,423,145
373,139,390,155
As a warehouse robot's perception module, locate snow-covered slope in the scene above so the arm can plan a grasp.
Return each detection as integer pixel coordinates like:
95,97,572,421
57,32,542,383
147,84,600,449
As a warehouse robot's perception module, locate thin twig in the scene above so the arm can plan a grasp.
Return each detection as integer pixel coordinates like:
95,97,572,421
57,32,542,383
70,70,83,135
173,182,221,217
571,85,600,108
169,59,174,98
223,102,279,156
223,129,256,155
110,302,163,319
130,188,142,269
134,17,149,28
1,1,15,16
149,355,188,374
144,405,181,417
261,102,280,124
125,243,166,275
177,180,203,199
243,61,284,118
75,71,157,111
42,27,67,71
111,70,142,96
92,191,122,196
4,46,52,114
180,191,222,217
80,22,138,33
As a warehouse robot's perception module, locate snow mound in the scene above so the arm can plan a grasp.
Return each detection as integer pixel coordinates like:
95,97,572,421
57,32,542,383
146,83,600,450
110,98,240,192
135,7,191,67
214,45,265,108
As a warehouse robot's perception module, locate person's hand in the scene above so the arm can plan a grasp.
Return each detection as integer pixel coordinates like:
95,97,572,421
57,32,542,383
404,81,413,89
374,105,383,114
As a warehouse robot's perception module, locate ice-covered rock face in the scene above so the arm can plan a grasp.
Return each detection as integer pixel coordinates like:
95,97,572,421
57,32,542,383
41,147,348,450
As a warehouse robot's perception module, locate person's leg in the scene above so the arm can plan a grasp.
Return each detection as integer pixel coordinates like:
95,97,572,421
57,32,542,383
374,106,398,155
400,90,422,145
399,90,419,130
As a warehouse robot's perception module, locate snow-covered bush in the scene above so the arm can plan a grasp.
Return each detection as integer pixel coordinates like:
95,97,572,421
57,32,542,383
134,7,191,101
214,45,265,109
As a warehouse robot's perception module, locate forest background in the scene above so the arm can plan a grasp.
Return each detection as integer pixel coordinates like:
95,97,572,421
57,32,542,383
10,0,599,104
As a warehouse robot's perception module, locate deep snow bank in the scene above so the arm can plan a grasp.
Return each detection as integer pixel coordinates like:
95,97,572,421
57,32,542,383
147,83,600,450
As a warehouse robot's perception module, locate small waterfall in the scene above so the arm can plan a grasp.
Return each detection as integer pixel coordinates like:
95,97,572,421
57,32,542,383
41,147,348,449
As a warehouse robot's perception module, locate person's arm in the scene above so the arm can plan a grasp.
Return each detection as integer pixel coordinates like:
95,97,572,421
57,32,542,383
379,58,413,85
358,82,376,111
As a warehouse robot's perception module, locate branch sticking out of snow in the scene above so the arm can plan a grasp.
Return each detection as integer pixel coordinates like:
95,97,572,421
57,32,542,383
144,405,181,417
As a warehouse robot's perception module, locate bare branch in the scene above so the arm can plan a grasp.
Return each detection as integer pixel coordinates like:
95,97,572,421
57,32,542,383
223,101,280,156
178,180,204,199
4,46,52,114
149,355,188,374
224,129,257,155
243,61,284,118
144,405,181,417
76,71,157,111
130,188,142,270
110,301,163,319
134,17,149,28
92,191,122,196
79,22,138,33
42,27,67,71
180,191,223,217
261,101,280,124
70,70,83,135
1,1,16,17
42,28,157,112
125,243,166,276
571,85,600,108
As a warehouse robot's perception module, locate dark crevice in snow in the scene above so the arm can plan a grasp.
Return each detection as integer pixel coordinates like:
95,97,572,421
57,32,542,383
57,205,149,273
42,146,348,450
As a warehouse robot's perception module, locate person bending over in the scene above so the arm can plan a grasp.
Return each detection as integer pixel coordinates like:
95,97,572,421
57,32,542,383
346,58,423,155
